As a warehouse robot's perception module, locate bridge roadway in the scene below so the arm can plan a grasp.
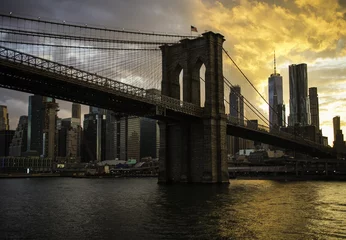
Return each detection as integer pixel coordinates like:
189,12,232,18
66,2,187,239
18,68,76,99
0,45,336,158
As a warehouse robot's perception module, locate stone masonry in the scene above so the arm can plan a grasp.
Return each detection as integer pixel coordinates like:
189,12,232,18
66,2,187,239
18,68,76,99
158,32,229,183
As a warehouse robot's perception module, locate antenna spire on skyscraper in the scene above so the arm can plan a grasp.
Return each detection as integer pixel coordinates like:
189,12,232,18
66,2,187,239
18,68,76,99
274,50,277,75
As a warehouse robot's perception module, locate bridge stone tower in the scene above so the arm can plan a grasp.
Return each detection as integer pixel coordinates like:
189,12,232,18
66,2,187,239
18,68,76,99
159,32,229,183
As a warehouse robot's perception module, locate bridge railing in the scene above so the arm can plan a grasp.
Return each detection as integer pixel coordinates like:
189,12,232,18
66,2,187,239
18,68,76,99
0,46,203,117
227,118,331,151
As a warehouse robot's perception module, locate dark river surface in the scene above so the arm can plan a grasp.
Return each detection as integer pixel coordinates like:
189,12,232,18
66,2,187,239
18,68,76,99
1,178,346,240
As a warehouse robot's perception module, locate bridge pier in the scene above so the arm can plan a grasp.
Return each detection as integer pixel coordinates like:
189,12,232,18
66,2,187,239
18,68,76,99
158,32,229,183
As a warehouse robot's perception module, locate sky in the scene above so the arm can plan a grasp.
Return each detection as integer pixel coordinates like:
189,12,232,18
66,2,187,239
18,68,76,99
0,0,346,145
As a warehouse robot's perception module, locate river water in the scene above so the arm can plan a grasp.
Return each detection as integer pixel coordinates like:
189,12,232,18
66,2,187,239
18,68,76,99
1,178,346,239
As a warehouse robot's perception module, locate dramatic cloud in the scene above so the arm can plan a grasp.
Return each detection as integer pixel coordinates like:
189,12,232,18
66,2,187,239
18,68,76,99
1,0,346,145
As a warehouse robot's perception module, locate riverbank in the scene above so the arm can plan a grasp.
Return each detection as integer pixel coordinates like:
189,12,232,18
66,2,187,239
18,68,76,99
0,173,61,178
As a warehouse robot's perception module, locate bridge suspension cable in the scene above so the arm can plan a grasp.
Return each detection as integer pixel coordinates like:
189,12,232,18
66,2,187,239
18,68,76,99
224,77,271,127
222,48,280,124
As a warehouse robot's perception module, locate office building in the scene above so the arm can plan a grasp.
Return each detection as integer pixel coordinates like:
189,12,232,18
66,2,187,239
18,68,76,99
288,63,311,126
72,103,81,125
309,87,319,130
333,116,345,152
9,116,28,156
268,52,285,129
228,85,245,155
42,98,59,158
57,118,82,162
0,105,9,131
113,116,141,161
82,111,106,162
0,130,15,157
333,116,340,141
105,111,117,160
140,118,159,159
26,95,47,155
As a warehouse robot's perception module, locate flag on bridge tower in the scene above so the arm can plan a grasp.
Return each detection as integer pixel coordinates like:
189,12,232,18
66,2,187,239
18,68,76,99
191,26,198,32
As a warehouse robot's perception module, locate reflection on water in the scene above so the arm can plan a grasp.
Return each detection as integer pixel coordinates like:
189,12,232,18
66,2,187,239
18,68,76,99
0,178,346,239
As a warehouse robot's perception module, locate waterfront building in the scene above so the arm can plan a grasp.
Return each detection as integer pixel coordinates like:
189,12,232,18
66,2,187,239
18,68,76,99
268,52,284,129
0,130,15,156
288,63,311,126
0,105,9,130
9,116,28,156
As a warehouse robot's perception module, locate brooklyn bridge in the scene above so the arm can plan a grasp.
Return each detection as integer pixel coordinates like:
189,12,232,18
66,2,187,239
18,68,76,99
0,13,336,183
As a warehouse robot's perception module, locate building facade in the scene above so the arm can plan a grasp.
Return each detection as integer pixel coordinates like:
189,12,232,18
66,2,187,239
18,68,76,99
72,103,81,125
309,87,320,130
9,116,28,156
268,71,284,129
228,85,245,156
288,63,311,126
82,112,106,162
140,118,159,159
42,98,59,158
0,105,9,130
0,130,15,156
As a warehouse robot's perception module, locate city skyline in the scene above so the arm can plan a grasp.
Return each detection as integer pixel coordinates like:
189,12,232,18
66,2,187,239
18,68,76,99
0,0,346,145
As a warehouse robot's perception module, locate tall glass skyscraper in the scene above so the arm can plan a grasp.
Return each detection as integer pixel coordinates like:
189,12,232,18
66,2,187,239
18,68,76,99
288,63,311,126
268,53,285,129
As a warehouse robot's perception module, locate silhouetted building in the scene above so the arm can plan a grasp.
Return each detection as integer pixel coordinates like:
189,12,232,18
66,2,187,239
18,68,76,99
9,116,28,156
27,95,49,156
113,117,141,161
0,130,15,156
82,112,106,162
57,118,82,162
228,85,245,156
42,98,59,158
140,118,159,159
309,87,319,129
105,111,116,160
0,105,9,130
72,103,81,125
288,63,311,126
333,116,340,141
333,116,345,152
281,125,317,142
268,52,285,129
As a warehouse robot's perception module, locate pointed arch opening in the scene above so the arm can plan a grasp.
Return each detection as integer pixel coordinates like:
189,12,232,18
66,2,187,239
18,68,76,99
172,64,183,101
192,58,206,107
199,63,206,107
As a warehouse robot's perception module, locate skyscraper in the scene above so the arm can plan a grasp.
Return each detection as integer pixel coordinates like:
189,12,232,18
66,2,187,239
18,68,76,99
268,52,284,129
0,105,9,130
140,118,159,159
333,116,345,152
288,63,311,126
72,103,81,125
27,95,46,155
42,98,59,158
82,111,106,162
333,116,341,142
228,85,245,155
9,116,28,156
309,87,319,130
